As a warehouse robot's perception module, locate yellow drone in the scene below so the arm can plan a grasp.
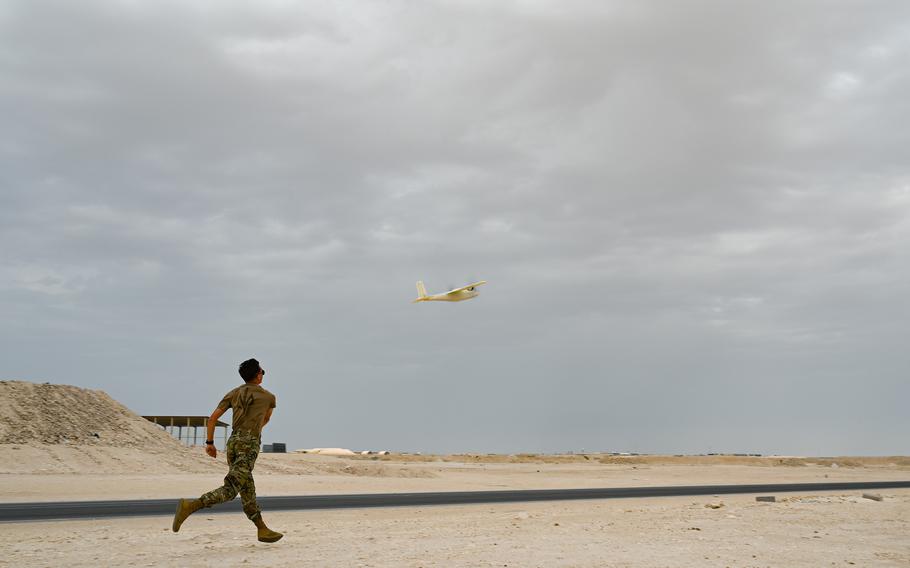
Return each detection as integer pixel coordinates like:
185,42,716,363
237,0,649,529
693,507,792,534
412,280,487,303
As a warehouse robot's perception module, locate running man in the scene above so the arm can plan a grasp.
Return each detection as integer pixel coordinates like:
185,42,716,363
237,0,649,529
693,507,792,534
172,358,283,542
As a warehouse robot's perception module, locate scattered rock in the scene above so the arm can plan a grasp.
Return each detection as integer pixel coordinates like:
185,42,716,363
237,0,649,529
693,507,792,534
705,503,724,509
756,496,776,502
862,493,883,502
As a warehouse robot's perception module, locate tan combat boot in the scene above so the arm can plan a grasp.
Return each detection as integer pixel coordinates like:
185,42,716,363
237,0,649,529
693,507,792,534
172,498,204,532
253,515,284,543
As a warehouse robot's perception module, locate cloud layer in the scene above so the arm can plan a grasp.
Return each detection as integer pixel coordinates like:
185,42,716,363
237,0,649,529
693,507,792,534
2,1,909,454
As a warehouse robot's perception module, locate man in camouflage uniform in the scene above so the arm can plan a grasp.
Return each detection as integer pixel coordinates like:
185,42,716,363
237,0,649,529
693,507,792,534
172,358,283,543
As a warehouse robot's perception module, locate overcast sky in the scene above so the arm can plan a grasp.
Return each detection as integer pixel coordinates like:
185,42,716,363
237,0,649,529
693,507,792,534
2,1,908,455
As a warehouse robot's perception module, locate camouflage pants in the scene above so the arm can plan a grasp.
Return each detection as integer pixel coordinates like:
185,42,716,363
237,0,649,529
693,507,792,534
200,431,262,521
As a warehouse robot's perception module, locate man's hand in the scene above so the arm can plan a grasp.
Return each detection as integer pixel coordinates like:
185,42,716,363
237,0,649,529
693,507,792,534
205,444,217,458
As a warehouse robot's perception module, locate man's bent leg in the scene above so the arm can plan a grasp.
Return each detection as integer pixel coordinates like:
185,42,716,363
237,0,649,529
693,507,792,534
175,477,236,532
199,437,242,509
231,433,281,542
175,436,241,532
235,437,263,521
199,479,240,509
241,476,282,543
235,463,281,542
237,472,262,521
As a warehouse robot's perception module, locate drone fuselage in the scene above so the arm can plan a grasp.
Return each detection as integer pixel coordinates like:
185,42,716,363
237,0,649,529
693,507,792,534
416,289,479,302
413,280,486,303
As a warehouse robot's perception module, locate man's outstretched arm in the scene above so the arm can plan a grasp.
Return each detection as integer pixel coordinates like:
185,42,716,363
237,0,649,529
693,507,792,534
205,407,227,458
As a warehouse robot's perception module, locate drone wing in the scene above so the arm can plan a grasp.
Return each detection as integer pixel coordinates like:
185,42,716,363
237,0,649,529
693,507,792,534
444,280,487,295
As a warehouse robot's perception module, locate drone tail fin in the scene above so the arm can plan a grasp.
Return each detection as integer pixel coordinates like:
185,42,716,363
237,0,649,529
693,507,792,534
413,281,428,303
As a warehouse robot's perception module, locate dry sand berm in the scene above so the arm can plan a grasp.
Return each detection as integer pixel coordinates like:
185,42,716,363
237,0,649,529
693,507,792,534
1,380,908,567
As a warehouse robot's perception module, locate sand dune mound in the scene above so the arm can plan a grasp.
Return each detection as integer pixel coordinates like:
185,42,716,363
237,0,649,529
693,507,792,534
0,380,221,474
1,380,179,448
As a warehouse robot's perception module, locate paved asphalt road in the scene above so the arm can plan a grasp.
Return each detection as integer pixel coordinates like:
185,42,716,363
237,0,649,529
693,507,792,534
2,481,909,523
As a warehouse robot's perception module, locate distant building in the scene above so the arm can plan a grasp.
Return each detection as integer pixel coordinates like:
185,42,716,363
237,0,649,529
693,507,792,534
143,415,229,450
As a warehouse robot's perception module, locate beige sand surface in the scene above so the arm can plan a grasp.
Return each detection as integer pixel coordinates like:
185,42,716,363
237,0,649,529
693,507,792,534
2,381,908,566
2,490,908,567
2,452,910,501
2,456,909,567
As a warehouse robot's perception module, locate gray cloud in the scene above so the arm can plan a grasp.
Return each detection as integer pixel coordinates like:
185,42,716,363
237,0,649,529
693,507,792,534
2,0,909,455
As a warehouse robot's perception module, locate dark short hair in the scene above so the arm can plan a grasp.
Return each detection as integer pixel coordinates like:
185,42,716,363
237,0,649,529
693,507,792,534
238,358,261,382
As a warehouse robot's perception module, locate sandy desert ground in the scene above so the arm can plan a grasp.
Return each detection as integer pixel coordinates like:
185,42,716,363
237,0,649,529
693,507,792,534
2,381,909,566
1,453,909,568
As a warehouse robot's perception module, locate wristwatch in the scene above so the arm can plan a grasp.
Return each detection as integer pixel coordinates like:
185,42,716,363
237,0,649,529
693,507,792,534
205,440,215,445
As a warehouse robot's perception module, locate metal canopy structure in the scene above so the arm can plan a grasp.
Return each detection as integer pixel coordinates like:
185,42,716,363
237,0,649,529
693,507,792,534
143,415,229,450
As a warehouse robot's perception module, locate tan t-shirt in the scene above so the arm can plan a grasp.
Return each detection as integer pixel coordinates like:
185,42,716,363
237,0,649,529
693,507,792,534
216,383,277,435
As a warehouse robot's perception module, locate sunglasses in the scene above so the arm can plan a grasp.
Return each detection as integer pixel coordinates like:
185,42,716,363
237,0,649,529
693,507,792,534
259,368,266,376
